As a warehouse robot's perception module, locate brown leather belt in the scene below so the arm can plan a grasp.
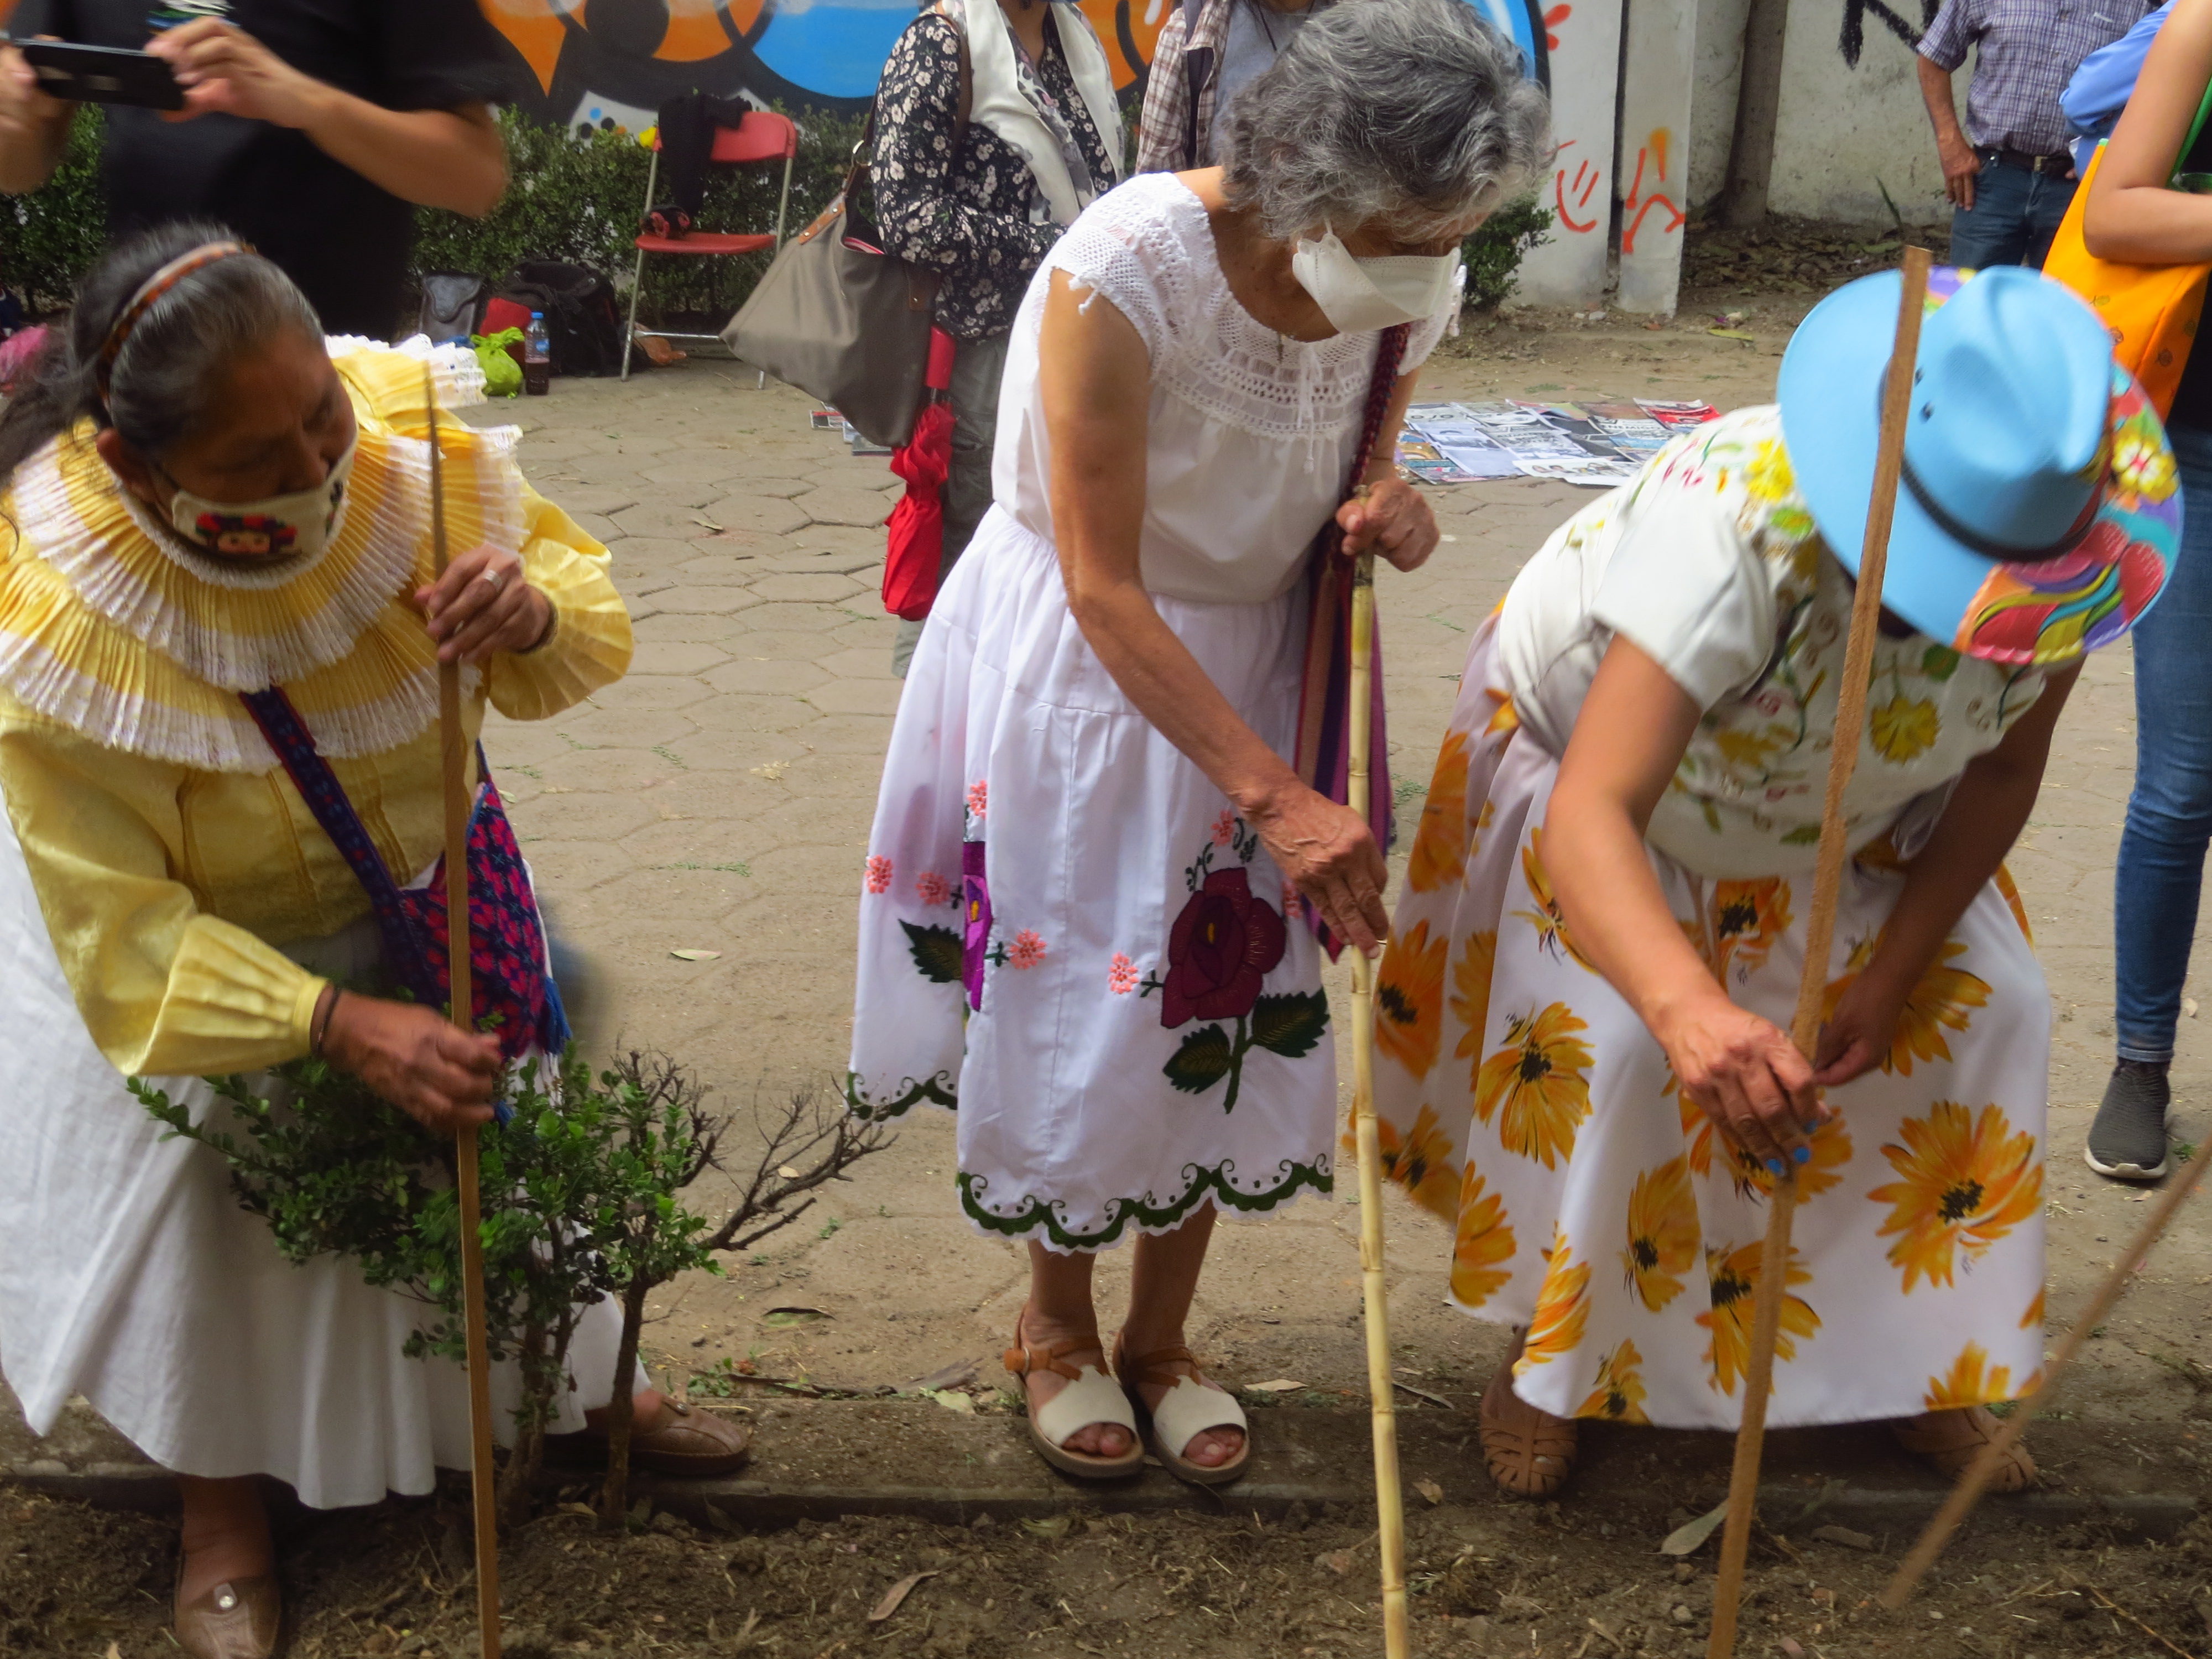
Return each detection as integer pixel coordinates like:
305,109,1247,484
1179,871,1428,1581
1979,147,2075,178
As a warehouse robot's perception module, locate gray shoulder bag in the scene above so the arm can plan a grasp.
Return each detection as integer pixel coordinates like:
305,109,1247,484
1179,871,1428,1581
722,20,972,450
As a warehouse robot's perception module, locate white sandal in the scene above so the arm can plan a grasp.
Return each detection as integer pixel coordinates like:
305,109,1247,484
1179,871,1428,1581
1004,1327,1144,1480
1115,1337,1250,1486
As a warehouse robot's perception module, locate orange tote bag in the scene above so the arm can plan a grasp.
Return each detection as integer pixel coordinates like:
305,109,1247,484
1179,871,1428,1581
2044,85,2212,417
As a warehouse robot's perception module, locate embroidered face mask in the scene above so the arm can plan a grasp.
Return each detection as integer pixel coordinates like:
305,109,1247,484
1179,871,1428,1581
165,430,357,562
1291,229,1463,335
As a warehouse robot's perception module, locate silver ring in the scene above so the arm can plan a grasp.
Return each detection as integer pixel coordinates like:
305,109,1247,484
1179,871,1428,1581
478,567,507,596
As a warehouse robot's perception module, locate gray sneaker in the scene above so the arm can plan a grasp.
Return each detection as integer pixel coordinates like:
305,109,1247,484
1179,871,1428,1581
2084,1061,2172,1181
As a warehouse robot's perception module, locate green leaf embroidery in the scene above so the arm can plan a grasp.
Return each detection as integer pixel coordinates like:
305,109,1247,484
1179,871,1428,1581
1921,643,1961,681
1164,1024,1235,1094
1780,823,1824,845
901,921,963,984
1250,990,1331,1060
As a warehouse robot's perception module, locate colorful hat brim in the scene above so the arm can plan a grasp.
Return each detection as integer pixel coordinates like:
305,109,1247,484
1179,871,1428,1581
1777,266,2180,667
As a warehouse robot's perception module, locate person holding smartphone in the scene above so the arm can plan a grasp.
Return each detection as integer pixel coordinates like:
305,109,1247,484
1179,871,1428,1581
0,1,509,338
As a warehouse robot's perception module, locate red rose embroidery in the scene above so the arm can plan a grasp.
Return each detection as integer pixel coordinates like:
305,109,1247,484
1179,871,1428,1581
1160,868,1287,1029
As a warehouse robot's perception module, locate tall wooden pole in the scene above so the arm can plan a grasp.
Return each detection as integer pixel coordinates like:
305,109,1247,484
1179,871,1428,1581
1347,545,1410,1659
427,371,502,1659
1706,247,1932,1658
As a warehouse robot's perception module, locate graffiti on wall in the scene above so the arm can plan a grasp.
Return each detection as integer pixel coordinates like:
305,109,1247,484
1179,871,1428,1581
1619,126,1683,254
1840,0,1938,67
477,0,1550,132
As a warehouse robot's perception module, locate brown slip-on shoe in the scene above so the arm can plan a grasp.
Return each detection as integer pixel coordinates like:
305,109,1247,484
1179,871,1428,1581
1479,1364,1579,1499
175,1574,280,1659
549,1399,754,1476
1891,1406,2037,1491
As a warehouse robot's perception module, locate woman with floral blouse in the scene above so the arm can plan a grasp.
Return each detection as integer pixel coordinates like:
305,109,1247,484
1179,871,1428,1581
1371,264,2176,1499
871,0,1123,675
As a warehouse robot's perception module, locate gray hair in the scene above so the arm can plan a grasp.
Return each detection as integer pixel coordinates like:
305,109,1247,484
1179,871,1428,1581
0,221,324,481
1222,0,1554,242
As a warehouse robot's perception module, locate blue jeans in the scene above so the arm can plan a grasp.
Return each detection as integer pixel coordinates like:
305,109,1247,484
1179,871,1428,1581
2114,422,2212,1062
1947,163,2075,269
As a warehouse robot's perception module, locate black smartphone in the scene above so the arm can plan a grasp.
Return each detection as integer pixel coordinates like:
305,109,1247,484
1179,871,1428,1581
17,40,184,110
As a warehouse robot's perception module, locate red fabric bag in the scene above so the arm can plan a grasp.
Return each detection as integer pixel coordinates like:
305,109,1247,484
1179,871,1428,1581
882,328,959,621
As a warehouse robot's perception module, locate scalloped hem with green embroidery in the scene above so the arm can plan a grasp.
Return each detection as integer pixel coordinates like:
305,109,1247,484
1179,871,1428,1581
957,1155,1333,1252
844,1068,958,1122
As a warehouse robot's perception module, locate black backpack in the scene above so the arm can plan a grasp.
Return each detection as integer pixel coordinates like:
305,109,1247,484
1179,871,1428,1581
495,260,625,378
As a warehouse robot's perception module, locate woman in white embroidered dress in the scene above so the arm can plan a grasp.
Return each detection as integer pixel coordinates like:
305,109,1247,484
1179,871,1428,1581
849,0,1551,1483
1372,265,2178,1498
0,228,743,1659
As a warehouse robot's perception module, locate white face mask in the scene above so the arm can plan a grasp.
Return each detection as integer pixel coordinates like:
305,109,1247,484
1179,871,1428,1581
1291,230,1464,335
166,431,357,563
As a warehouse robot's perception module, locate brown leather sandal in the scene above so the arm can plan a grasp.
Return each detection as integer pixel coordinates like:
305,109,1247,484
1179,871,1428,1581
1891,1406,2037,1491
1480,1363,1579,1498
1113,1334,1250,1486
174,1573,280,1659
1005,1323,1144,1480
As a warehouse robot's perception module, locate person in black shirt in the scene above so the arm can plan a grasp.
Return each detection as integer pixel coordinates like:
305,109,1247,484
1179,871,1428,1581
0,2,508,337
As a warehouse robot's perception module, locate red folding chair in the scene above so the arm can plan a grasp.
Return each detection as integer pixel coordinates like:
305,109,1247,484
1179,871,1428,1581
620,109,799,381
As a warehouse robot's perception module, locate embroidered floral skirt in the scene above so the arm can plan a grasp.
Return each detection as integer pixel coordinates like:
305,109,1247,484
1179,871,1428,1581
1373,619,2049,1429
847,508,1337,1252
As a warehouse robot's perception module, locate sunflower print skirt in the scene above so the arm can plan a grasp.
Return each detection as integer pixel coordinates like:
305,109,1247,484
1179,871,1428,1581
1373,620,2049,1430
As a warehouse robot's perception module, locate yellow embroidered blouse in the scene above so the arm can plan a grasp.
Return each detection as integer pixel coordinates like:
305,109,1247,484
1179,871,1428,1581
0,341,633,1078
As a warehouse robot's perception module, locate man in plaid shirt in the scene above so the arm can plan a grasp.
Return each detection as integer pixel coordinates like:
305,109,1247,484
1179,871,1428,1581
1917,0,2152,268
1137,0,1327,171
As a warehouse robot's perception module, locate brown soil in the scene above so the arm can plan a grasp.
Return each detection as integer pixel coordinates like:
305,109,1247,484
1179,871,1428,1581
5,1463,2207,1659
1679,215,1953,304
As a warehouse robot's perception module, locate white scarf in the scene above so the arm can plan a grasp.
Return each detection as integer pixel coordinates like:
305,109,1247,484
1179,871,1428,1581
938,0,1125,227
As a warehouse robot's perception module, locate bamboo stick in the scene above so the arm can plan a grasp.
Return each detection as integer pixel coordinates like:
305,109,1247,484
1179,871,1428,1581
427,371,502,1659
1706,245,1932,1658
1347,546,1410,1659
1881,1156,2208,1608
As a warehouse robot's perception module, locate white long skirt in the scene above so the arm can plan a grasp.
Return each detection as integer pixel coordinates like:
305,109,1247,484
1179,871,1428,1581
847,508,1338,1251
0,808,630,1510
1373,619,2049,1429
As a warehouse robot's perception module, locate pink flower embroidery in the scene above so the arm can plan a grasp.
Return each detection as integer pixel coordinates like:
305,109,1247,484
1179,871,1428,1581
1108,953,1139,994
966,779,989,821
864,854,893,895
915,870,952,908
1211,809,1237,847
1007,930,1047,970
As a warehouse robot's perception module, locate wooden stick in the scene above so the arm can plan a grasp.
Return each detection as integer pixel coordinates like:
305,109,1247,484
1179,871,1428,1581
1346,546,1410,1659
1881,1156,2207,1608
1706,245,1932,1659
427,371,502,1659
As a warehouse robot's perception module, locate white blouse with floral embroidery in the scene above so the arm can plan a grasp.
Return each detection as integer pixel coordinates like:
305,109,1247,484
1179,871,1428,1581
1494,405,2048,878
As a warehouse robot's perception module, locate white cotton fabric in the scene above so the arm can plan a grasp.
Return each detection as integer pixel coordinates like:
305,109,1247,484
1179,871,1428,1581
0,804,632,1509
848,175,1457,1251
942,0,1124,228
993,173,1458,606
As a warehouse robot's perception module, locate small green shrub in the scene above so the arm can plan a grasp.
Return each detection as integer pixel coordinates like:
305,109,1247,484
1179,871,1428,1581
1463,194,1554,311
0,103,108,311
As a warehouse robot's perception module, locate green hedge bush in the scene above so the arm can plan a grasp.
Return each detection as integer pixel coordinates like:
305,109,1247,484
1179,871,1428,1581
0,104,1547,325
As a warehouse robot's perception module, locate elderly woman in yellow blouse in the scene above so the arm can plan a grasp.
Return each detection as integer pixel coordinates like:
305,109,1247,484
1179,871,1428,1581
0,226,740,1659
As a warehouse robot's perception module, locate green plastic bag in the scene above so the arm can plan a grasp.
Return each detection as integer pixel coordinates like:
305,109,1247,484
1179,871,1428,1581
471,329,524,398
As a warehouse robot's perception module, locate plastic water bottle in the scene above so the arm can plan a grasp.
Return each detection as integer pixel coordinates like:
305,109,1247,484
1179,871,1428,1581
523,311,551,396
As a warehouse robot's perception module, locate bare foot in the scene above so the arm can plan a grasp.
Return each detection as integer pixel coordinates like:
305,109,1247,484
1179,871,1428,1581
1013,1306,1134,1459
177,1475,273,1605
1118,1338,1245,1468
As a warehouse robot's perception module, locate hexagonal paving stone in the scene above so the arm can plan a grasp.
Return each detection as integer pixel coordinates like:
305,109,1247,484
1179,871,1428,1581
755,550,881,577
617,815,780,867
701,656,832,697
814,646,899,682
797,487,897,528
609,503,723,541
543,745,693,795
660,728,816,774
632,611,752,645
504,786,666,844
807,677,900,718
780,523,884,558
722,477,813,498
638,456,755,487
503,837,633,893
627,640,731,675
723,602,855,635
549,705,699,751
744,841,872,896
569,512,624,544
700,495,811,537
548,486,638,518
648,586,764,617
677,553,768,582
715,626,856,660
792,713,895,755
574,674,716,711
684,692,821,735
748,572,863,604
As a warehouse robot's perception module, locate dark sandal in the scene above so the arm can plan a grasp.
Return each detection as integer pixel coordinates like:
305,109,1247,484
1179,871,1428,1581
1113,1334,1249,1486
1891,1406,2037,1491
1480,1363,1579,1498
1005,1322,1143,1480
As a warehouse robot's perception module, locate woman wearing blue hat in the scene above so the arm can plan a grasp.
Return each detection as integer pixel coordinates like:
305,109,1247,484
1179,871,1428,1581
1369,263,2177,1497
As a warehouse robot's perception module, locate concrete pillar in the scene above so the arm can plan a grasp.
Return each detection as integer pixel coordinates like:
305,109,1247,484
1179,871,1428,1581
1516,0,1625,307
1616,0,1697,314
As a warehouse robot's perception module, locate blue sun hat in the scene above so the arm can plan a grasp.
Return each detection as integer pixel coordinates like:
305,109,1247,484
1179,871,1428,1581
1777,264,2179,665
